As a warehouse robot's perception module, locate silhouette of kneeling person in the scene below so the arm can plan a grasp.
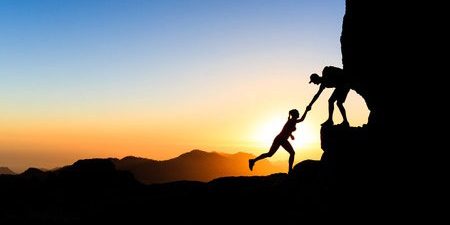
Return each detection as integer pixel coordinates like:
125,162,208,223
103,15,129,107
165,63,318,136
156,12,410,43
307,66,350,127
249,108,309,173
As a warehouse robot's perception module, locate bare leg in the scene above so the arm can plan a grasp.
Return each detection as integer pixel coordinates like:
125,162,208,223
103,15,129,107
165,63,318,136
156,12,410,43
249,138,280,171
322,89,341,126
253,152,274,162
335,87,350,126
337,101,349,125
328,98,335,121
321,98,335,126
281,140,295,173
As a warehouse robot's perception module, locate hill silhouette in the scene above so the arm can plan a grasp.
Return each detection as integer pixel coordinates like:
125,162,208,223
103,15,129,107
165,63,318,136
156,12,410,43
0,154,325,223
0,167,15,175
0,125,365,223
113,150,283,184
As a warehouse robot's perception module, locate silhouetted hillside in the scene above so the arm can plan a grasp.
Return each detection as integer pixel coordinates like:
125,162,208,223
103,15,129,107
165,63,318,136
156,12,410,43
21,167,46,177
0,167,15,175
113,150,283,184
0,124,369,224
0,155,324,224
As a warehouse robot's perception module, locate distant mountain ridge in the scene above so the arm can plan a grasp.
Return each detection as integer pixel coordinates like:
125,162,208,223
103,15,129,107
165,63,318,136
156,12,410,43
0,167,15,175
112,149,284,184
0,154,323,223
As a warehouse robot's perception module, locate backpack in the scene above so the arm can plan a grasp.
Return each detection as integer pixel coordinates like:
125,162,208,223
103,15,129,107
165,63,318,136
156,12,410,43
322,66,345,86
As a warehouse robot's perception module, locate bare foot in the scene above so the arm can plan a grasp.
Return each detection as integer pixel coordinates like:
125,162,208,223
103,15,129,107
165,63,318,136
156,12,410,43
249,159,255,171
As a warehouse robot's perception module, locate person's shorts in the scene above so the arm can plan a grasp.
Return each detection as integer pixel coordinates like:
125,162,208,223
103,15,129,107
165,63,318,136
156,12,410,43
330,85,350,103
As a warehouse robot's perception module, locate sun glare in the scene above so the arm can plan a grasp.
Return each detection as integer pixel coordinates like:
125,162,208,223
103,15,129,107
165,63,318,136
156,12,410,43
253,117,285,146
252,116,316,150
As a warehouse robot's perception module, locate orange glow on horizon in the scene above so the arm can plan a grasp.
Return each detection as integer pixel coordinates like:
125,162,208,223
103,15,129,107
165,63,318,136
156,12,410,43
251,114,316,149
0,66,369,172
0,84,368,172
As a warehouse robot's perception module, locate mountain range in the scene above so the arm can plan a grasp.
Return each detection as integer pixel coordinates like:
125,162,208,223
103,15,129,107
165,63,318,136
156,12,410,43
112,150,283,184
0,150,323,224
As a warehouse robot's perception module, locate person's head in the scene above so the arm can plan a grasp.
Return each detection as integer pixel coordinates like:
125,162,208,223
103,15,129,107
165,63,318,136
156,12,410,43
289,109,299,119
309,73,321,85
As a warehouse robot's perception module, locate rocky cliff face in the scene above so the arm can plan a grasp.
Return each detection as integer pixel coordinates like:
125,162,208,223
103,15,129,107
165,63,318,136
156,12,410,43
320,0,395,220
341,0,389,128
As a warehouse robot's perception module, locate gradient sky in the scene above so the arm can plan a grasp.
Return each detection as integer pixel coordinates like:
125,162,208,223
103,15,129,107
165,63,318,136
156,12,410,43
0,0,369,172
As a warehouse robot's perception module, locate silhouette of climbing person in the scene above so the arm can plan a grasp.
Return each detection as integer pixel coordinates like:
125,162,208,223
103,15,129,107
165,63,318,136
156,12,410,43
249,108,309,174
307,66,350,126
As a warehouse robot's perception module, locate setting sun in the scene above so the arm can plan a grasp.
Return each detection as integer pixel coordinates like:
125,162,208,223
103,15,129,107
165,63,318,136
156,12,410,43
252,115,316,150
252,116,285,147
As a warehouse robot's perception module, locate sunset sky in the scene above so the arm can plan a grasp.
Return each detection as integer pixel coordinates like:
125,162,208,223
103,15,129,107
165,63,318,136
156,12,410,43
0,0,369,172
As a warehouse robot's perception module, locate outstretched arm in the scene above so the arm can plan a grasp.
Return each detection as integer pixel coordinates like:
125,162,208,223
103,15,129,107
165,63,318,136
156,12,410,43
307,85,325,110
297,109,309,123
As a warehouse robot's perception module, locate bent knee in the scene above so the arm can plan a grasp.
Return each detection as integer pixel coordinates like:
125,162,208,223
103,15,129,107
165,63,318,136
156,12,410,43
262,152,274,158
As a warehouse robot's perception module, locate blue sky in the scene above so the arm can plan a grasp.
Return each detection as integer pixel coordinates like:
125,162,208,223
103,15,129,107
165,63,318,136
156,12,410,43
0,1,357,171
0,0,344,106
